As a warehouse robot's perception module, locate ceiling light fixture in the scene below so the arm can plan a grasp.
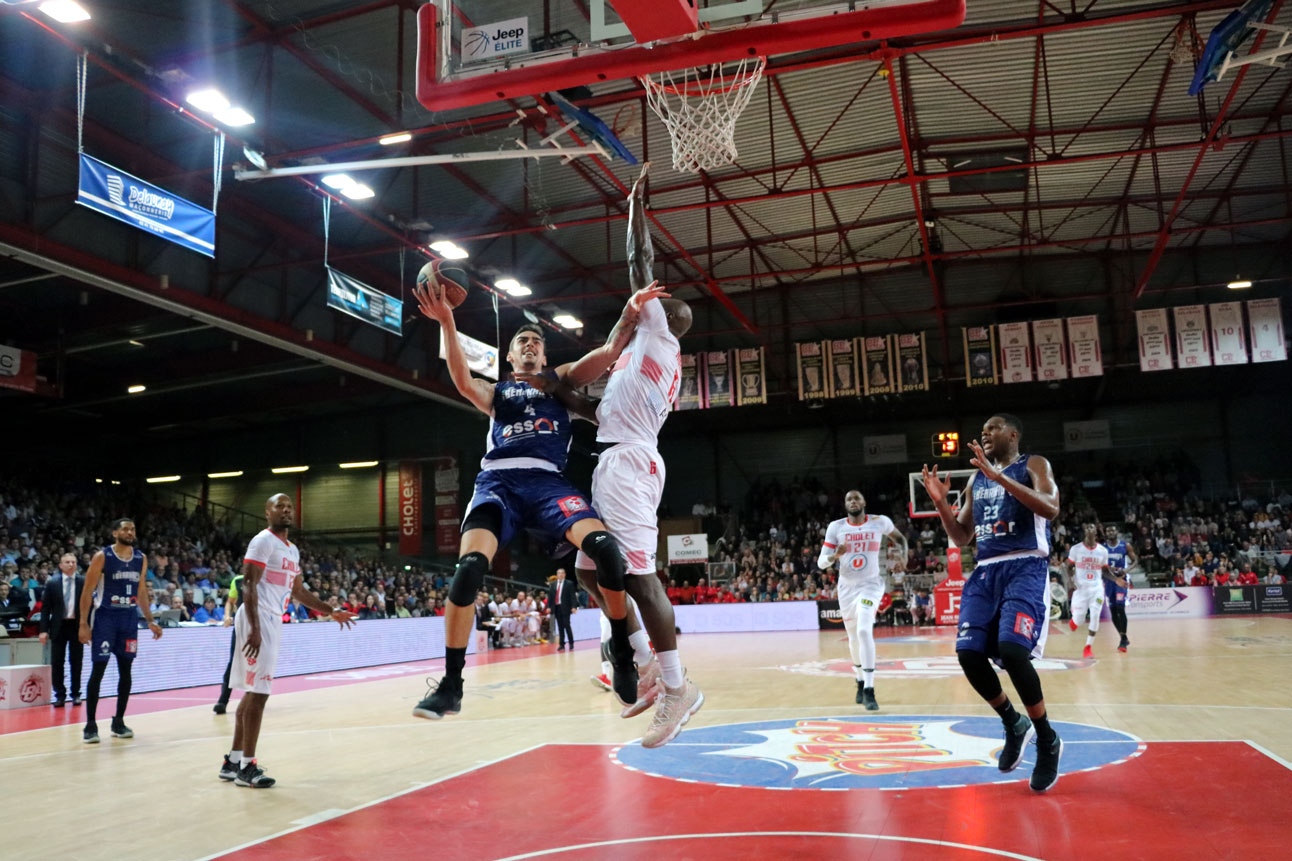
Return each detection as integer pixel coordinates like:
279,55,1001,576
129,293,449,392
1227,279,1253,290
321,173,355,190
214,106,255,127
379,132,413,146
340,183,375,200
552,314,583,329
145,475,181,484
185,88,231,114
429,240,469,260
207,471,244,479
495,277,532,297
339,461,379,469
38,1,91,23
127,384,147,394
271,465,310,474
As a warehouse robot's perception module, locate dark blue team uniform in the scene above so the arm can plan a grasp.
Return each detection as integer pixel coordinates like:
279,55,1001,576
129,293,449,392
1104,540,1130,605
958,456,1053,657
463,378,598,550
91,545,144,663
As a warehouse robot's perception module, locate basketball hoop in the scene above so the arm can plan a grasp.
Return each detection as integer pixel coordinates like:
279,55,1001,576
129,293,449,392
640,56,766,173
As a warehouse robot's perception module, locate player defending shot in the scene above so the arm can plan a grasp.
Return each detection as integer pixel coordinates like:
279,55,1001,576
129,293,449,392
221,494,357,788
1066,524,1111,660
411,265,666,720
1104,528,1135,652
817,490,907,710
921,413,1064,792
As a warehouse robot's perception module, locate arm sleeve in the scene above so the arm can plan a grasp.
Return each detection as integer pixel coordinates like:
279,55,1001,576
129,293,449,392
817,523,838,570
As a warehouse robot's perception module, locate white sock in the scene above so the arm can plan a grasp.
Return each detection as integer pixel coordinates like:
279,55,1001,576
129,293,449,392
854,664,865,682
657,650,684,688
1086,633,1096,647
601,660,613,678
239,755,254,768
863,669,875,689
629,630,652,666
228,749,241,763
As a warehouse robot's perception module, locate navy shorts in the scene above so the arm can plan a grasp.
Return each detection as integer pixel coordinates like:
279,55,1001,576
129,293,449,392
956,556,1049,658
463,468,599,552
1104,575,1128,606
90,608,139,663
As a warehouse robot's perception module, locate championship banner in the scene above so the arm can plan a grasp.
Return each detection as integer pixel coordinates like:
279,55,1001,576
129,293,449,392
397,462,424,556
1032,318,1068,381
0,345,38,394
736,347,767,406
1173,304,1211,368
432,461,460,556
439,329,499,380
327,268,404,336
1209,301,1248,366
998,321,1032,383
863,434,907,465
1248,297,1287,363
861,335,896,396
677,354,704,410
1066,315,1103,378
828,338,861,398
76,153,215,257
1135,308,1173,372
895,332,929,393
963,326,997,387
796,340,829,401
704,350,734,408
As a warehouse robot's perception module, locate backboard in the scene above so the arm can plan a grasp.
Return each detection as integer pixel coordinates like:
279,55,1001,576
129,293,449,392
416,0,966,112
908,467,976,520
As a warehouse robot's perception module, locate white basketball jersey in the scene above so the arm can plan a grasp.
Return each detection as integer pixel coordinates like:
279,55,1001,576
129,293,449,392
243,529,301,619
596,299,680,448
820,514,897,585
1067,542,1109,589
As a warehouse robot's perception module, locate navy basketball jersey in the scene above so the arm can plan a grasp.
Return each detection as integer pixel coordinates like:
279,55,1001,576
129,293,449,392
483,379,573,472
971,456,1051,560
99,545,144,610
1105,540,1130,571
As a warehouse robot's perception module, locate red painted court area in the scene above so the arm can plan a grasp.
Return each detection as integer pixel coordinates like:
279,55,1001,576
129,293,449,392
219,740,1290,861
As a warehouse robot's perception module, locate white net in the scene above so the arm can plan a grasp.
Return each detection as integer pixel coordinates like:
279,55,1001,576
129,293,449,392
640,56,767,173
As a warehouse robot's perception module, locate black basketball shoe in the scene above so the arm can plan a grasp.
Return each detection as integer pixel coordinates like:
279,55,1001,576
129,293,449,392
861,687,879,711
855,680,866,705
235,760,276,788
1030,733,1063,792
611,659,639,708
218,755,239,782
413,676,463,720
998,713,1035,773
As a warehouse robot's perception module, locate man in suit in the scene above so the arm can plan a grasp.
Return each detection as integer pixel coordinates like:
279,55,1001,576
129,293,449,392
38,553,85,707
549,567,576,651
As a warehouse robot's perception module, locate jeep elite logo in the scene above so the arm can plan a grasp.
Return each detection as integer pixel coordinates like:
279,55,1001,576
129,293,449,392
19,673,44,704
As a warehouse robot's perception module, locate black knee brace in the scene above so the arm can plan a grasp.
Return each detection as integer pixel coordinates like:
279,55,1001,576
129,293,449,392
958,649,1003,702
997,641,1045,707
447,551,490,607
581,530,626,592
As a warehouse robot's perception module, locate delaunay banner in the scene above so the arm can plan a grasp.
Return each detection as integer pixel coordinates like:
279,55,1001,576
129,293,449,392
76,153,216,257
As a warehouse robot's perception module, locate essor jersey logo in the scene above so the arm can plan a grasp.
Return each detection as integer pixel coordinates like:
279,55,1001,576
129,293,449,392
774,655,1090,679
500,417,558,438
615,716,1140,790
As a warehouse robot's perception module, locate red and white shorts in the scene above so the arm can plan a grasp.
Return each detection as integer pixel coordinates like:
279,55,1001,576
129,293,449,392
576,443,664,576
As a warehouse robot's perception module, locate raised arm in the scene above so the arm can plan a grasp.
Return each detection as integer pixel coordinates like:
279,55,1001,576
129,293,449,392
922,466,976,548
967,442,1061,522
512,371,600,422
555,282,669,388
627,162,654,292
413,281,495,414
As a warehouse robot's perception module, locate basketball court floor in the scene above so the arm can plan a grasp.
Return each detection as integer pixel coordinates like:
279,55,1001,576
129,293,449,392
4,614,1291,860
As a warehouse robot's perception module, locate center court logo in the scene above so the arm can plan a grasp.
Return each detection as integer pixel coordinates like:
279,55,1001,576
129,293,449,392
615,716,1140,789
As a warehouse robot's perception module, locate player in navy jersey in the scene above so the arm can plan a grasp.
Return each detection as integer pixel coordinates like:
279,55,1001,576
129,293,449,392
923,414,1064,792
1104,528,1136,652
77,517,163,744
410,277,667,720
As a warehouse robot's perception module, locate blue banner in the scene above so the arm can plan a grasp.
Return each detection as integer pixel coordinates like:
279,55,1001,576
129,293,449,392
326,267,403,335
76,154,216,257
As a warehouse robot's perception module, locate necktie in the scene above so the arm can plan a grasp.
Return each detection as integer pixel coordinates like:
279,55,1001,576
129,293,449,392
556,582,562,604
65,577,74,619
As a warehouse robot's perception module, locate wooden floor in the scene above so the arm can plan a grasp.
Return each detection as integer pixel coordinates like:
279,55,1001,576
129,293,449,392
5,615,1292,860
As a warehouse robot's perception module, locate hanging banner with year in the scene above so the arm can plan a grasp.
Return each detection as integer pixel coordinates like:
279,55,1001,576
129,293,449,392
676,354,704,410
1066,315,1103,378
1209,301,1247,366
704,350,734,408
998,321,1033,383
895,332,929,393
963,326,997,386
1032,318,1068,381
861,335,896,396
828,338,861,398
1173,304,1211,368
796,340,830,401
735,347,767,406
1135,308,1173,372
1247,298,1287,363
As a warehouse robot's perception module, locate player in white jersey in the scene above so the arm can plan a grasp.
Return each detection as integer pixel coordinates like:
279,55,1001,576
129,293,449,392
220,494,357,788
1066,524,1111,660
818,490,907,710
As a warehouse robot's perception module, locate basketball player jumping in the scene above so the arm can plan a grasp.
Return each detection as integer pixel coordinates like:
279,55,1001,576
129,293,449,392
1066,524,1111,660
410,266,666,719
922,413,1064,792
524,164,702,747
817,490,907,710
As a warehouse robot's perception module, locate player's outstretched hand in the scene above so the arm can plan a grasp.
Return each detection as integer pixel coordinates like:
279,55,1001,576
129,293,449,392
921,464,951,505
966,440,1004,483
413,282,453,326
631,162,650,199
512,370,560,393
330,608,358,630
627,280,669,314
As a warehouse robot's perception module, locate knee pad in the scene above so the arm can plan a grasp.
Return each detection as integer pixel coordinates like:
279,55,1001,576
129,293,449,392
447,552,490,606
581,531,626,593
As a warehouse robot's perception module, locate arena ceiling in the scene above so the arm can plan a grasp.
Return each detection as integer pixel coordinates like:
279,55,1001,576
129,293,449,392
1,0,1289,454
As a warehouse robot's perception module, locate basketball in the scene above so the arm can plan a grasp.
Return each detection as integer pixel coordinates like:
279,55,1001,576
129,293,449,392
416,259,470,309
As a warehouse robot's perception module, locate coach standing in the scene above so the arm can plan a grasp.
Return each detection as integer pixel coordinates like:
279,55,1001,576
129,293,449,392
549,568,576,651
39,553,85,707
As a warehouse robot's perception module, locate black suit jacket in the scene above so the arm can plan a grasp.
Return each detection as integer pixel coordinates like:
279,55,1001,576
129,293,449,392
39,573,85,635
548,580,575,615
